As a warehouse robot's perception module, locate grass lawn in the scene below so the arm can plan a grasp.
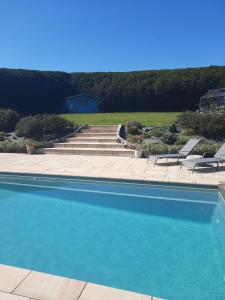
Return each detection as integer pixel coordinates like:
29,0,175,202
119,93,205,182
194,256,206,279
61,112,180,126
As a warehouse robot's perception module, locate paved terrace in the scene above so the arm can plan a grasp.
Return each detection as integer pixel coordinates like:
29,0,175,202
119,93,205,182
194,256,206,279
0,153,224,300
0,153,224,185
0,264,159,300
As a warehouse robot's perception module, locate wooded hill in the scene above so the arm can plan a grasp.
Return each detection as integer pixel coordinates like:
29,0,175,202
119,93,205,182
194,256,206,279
0,66,225,114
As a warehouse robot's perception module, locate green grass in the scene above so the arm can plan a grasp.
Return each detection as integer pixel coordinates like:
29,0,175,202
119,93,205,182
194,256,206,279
61,112,180,126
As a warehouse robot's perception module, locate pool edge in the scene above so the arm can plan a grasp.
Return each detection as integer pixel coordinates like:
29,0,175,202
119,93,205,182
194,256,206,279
0,170,218,189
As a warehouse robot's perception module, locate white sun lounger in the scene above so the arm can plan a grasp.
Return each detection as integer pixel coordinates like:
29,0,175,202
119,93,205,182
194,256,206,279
181,143,225,171
147,138,201,165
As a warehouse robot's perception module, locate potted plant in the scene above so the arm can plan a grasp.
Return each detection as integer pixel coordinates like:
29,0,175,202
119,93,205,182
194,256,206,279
134,144,143,158
26,140,35,155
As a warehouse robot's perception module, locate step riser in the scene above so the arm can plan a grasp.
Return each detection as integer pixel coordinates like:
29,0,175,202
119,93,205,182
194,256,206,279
53,143,125,149
38,149,134,157
67,138,118,143
86,126,117,129
75,133,116,137
81,129,116,133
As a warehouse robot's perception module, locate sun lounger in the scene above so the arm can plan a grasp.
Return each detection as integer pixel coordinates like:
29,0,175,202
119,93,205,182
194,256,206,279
147,138,201,165
181,143,225,171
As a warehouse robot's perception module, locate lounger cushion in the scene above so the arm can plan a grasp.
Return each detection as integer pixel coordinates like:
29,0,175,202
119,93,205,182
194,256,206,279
182,157,219,168
149,153,185,162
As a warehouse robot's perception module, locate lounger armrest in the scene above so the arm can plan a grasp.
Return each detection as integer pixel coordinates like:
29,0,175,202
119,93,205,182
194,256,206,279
203,152,207,158
178,150,189,156
219,154,225,161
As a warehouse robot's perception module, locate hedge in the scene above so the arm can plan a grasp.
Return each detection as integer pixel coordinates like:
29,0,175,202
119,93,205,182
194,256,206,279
142,141,220,158
0,109,20,132
15,114,74,140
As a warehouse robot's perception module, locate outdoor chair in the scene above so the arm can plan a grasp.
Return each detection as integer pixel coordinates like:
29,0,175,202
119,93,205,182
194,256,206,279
181,143,225,172
147,138,201,165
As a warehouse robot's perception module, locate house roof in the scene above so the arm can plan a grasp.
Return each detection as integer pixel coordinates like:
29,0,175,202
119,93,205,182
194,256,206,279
66,93,98,100
201,88,225,99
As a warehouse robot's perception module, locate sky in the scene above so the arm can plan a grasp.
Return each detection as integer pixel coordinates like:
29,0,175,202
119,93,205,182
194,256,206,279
0,0,225,72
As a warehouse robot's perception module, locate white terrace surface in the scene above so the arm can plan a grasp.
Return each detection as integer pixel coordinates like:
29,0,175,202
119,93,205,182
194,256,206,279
0,153,224,185
0,264,159,300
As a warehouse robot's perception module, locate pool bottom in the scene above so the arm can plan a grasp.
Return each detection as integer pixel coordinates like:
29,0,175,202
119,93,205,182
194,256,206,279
0,174,224,300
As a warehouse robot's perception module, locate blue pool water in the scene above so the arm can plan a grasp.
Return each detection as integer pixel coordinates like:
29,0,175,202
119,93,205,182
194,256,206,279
0,173,224,300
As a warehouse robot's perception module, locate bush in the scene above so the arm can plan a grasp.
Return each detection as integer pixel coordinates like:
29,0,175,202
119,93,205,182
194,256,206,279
169,124,177,133
180,128,194,136
175,135,189,145
144,127,164,138
142,142,181,157
177,112,225,140
0,108,20,132
126,135,144,144
126,120,142,135
0,132,5,141
161,133,177,145
15,114,74,140
142,140,221,158
0,141,27,153
0,140,54,153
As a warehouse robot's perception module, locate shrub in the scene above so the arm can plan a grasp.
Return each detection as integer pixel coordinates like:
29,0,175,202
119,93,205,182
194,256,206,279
175,135,189,145
0,141,27,153
142,140,221,158
15,114,74,140
144,127,163,138
180,128,194,136
169,124,177,133
177,112,225,140
0,108,20,132
161,133,177,145
0,132,5,141
126,120,142,135
126,135,144,144
142,142,181,157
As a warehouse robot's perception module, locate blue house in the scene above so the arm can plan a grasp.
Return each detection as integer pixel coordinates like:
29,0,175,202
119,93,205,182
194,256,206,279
65,93,99,113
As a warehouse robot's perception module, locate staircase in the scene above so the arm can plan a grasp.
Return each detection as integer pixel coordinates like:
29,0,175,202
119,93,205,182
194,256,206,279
38,125,135,157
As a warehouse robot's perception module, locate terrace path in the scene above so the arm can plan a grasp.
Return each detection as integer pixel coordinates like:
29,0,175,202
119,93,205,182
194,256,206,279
0,264,160,300
0,153,224,185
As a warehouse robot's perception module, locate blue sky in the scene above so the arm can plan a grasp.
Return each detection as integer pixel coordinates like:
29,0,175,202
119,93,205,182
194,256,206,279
0,0,225,72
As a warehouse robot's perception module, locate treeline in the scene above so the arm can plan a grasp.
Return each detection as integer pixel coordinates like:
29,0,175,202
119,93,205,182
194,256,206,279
0,66,225,114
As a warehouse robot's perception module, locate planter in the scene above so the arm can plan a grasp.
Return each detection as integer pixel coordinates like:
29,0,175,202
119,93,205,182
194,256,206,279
135,149,143,158
26,145,35,155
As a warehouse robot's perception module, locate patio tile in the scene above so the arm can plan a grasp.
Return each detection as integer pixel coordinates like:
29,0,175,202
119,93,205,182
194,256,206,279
0,264,30,293
79,283,152,300
13,271,86,300
0,153,223,185
0,291,29,300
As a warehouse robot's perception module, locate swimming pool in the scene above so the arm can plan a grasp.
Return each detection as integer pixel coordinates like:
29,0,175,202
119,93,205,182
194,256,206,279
0,173,224,300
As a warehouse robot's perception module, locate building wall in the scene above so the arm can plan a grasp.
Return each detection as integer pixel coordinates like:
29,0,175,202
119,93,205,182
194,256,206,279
65,94,99,113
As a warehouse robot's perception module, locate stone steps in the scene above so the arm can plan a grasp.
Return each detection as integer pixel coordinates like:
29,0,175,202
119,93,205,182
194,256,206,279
67,137,118,143
81,128,117,133
38,147,135,157
53,143,125,149
75,132,116,137
39,125,135,157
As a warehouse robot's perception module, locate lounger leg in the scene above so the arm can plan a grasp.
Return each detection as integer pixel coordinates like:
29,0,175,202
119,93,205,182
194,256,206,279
192,165,195,173
154,159,158,166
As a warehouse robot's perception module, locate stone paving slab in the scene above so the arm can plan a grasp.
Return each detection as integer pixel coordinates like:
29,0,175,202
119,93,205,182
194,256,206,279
0,292,29,300
0,265,162,300
0,153,223,185
0,265,30,293
13,271,86,300
78,283,152,300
